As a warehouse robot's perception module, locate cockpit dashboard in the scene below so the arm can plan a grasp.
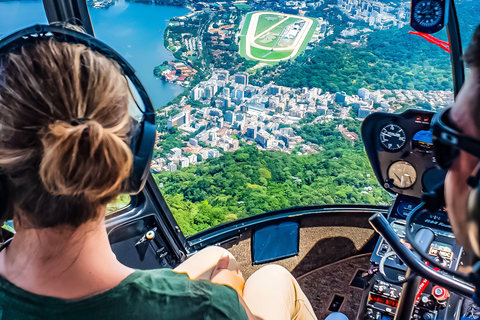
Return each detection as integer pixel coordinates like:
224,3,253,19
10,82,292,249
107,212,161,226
360,109,467,320
362,109,447,198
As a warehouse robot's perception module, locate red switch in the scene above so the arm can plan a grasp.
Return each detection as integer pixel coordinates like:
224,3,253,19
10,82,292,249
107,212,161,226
432,286,450,302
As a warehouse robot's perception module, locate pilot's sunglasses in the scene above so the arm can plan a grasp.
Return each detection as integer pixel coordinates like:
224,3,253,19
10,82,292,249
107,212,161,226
431,107,480,170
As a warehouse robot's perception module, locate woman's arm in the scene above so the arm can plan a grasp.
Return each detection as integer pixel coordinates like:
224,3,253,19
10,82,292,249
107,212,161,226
210,255,260,320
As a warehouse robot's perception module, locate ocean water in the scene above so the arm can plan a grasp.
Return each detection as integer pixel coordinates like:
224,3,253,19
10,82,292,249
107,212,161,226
0,0,189,108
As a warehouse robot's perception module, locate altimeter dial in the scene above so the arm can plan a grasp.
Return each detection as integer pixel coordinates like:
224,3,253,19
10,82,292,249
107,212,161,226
411,0,445,34
380,124,406,151
388,161,417,189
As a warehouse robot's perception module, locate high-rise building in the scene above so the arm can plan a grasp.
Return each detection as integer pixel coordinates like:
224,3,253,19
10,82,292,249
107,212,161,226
225,111,235,124
246,127,257,139
167,162,177,172
268,86,281,95
234,72,249,85
203,86,213,99
370,93,380,103
358,107,372,118
280,127,294,136
190,87,203,100
316,106,328,116
358,88,370,100
187,154,197,165
335,92,347,103
171,147,182,158
234,89,244,100
224,97,231,109
223,87,231,97
180,157,189,168
167,110,191,128
208,149,220,158
236,114,245,122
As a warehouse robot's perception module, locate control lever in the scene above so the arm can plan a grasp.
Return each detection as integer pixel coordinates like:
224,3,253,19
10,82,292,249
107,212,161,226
396,228,434,320
369,213,475,297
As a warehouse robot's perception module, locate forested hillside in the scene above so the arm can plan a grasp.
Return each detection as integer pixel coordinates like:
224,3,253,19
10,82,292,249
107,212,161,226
251,25,453,94
155,120,392,236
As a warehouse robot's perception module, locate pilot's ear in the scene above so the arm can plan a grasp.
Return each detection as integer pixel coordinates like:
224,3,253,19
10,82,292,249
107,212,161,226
467,221,480,257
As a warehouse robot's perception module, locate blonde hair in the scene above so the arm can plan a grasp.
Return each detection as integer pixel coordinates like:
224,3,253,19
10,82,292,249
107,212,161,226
0,39,133,228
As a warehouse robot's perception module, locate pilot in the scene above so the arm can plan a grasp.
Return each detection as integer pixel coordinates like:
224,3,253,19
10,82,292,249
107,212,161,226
434,24,480,259
0,38,322,320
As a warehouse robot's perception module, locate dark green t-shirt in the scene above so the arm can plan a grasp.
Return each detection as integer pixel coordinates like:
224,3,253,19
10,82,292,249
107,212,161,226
0,269,249,320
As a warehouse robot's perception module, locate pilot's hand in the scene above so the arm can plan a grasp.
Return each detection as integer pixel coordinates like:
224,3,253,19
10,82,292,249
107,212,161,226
210,253,245,297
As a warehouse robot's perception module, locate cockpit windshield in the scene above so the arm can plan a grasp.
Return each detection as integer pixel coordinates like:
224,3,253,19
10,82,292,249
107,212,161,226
0,1,47,38
2,0,479,237
141,0,467,237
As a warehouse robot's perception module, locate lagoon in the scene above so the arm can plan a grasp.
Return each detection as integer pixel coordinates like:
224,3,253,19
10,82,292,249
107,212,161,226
0,0,189,108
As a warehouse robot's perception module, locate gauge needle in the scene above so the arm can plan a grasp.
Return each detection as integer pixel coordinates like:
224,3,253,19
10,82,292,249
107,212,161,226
401,175,405,186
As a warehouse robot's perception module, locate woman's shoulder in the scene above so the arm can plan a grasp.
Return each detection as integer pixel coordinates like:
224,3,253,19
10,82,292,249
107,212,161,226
0,268,249,320
123,269,249,319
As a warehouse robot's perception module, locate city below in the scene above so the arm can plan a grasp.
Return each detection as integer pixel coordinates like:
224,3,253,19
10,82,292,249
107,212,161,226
151,68,453,173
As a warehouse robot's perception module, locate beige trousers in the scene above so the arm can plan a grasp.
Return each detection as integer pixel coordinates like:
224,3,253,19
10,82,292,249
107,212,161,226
174,246,317,320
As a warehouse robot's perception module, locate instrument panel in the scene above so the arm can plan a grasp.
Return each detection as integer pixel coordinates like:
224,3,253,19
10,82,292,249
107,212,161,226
362,109,447,198
410,0,447,34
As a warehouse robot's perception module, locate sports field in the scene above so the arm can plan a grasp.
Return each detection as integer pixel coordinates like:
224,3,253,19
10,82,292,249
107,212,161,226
239,11,317,62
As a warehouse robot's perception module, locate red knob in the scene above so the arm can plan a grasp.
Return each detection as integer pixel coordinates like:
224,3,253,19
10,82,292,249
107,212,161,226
432,286,450,301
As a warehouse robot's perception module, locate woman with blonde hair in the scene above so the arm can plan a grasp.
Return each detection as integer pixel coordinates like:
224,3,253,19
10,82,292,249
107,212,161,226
0,27,319,320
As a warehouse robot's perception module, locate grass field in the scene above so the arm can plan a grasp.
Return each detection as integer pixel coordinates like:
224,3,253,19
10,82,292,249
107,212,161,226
250,47,293,60
254,35,279,48
235,4,252,10
254,13,283,36
270,17,299,35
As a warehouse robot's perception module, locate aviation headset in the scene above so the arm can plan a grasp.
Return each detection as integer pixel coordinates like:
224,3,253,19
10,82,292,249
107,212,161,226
431,107,480,256
0,24,156,220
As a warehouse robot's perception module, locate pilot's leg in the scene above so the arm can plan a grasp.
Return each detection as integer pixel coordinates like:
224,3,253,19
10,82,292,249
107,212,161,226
173,246,241,281
243,264,318,320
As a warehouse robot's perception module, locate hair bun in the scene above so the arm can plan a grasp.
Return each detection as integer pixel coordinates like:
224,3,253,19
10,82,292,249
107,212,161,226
39,119,133,201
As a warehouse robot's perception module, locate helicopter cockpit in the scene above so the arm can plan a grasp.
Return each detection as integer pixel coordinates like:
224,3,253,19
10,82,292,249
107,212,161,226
1,0,480,319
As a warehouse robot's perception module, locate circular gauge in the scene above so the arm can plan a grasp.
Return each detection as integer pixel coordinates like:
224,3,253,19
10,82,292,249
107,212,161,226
397,201,417,218
413,0,444,28
388,161,417,189
380,124,406,151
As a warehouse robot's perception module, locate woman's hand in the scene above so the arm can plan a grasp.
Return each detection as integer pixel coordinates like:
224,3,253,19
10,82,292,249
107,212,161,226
210,254,245,297
210,254,260,320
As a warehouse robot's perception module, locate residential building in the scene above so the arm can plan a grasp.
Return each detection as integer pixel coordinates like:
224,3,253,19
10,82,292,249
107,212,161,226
167,162,177,172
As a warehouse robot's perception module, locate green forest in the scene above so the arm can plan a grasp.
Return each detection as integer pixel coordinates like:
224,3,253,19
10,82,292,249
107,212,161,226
155,120,392,236
250,25,453,94
249,0,480,94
